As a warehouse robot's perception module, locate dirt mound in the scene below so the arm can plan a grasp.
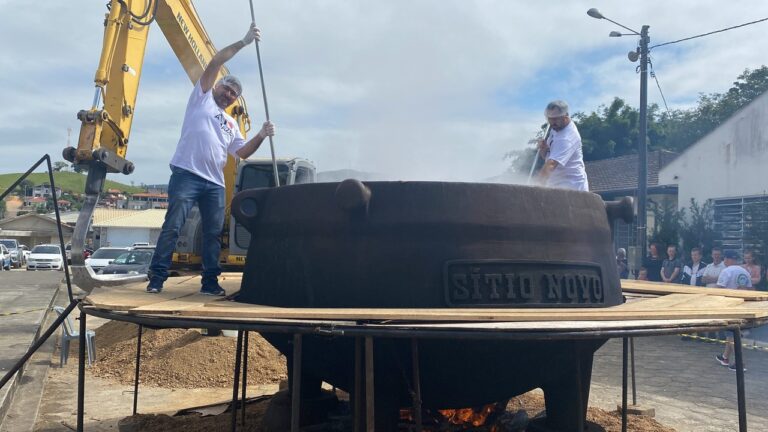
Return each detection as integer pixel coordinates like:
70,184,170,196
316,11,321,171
91,320,287,388
509,391,675,432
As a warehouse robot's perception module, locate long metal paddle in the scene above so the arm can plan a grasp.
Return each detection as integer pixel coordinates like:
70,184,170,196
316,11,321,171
526,124,551,185
247,1,280,187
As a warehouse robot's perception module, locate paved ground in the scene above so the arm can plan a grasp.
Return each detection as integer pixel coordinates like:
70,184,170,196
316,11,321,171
0,270,61,426
589,334,768,431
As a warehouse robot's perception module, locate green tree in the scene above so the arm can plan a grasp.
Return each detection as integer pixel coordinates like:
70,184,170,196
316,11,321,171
649,200,682,248
678,199,716,258
53,161,69,172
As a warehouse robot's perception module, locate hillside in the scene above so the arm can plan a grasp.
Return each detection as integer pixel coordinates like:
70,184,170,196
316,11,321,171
0,171,144,195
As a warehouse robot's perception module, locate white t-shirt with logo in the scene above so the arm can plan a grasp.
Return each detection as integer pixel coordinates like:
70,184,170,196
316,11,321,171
545,120,589,191
169,81,246,187
702,261,725,288
716,265,753,289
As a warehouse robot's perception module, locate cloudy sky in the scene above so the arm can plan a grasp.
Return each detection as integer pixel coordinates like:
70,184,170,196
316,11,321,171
1,1,767,186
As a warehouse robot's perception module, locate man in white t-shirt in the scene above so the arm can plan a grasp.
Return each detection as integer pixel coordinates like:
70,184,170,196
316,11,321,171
701,247,725,288
714,249,752,371
148,23,275,296
536,100,589,191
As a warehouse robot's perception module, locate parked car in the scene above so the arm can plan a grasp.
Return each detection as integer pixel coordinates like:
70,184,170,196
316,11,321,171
84,247,131,273
19,245,30,262
27,244,64,271
64,243,93,263
0,239,25,269
0,244,11,271
99,249,155,275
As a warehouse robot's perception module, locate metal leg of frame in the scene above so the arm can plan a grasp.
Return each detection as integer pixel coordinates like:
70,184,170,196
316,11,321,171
353,337,363,432
291,334,303,432
630,337,637,406
733,329,747,432
365,336,375,432
411,338,423,432
77,311,86,432
132,324,143,416
241,331,249,427
621,337,628,432
231,330,244,432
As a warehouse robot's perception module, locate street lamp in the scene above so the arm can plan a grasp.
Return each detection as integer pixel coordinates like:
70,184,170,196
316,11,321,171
588,7,650,273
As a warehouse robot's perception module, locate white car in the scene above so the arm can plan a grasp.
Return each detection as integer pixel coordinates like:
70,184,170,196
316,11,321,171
27,244,64,271
85,247,131,273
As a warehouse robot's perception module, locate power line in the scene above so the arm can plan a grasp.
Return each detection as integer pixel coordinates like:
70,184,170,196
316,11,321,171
650,16,768,49
648,58,670,114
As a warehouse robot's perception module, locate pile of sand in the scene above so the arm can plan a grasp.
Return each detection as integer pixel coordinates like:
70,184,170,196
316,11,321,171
509,392,675,432
90,320,287,388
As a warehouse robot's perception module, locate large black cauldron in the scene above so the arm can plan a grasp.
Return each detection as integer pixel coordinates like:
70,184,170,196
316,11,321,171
232,181,631,431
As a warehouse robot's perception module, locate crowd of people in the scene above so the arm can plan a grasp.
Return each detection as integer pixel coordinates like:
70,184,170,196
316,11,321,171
617,243,762,290
616,244,762,371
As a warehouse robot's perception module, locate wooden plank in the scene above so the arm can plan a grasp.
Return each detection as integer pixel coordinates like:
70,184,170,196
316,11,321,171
127,302,768,322
621,280,768,300
84,274,241,311
616,294,744,311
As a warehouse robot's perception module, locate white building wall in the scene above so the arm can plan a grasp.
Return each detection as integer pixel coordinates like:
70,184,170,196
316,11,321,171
103,227,151,247
658,91,768,209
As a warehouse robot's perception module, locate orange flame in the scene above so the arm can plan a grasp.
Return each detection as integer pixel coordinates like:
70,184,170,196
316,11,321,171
439,404,496,427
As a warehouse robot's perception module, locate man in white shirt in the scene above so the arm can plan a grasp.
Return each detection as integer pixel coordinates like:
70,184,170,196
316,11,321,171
148,23,275,296
716,250,753,290
714,249,752,371
536,100,589,191
701,247,725,288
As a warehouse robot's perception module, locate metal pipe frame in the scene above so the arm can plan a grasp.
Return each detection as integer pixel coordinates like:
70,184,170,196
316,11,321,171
630,337,637,406
231,331,244,432
76,304,757,431
77,310,87,432
241,331,249,427
290,333,303,432
132,324,143,416
621,337,628,432
411,338,423,432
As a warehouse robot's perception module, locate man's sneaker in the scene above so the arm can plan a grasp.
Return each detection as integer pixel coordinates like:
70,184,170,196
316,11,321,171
715,354,730,366
728,364,747,372
200,285,226,296
146,284,162,294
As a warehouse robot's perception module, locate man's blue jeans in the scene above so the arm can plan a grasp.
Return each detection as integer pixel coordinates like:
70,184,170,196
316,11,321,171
149,166,225,288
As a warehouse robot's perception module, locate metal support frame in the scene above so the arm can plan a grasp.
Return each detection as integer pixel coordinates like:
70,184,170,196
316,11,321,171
353,337,363,432
241,331,249,427
291,333,303,432
411,338,423,432
621,337,628,432
231,330,244,432
77,311,87,432
630,337,637,406
364,336,375,432
73,305,757,432
734,329,747,432
132,324,143,415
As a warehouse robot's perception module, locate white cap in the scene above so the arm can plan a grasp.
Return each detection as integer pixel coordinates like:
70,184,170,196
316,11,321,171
545,100,569,118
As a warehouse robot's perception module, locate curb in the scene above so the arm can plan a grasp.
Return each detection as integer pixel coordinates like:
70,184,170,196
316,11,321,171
681,333,768,352
0,284,61,426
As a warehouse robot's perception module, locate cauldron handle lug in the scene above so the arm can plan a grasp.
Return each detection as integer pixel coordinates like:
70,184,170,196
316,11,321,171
604,196,634,225
335,179,371,215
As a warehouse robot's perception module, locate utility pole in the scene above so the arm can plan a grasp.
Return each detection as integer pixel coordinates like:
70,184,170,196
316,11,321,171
637,25,650,261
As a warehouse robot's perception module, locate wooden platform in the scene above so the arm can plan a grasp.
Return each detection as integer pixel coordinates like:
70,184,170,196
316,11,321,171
82,277,768,328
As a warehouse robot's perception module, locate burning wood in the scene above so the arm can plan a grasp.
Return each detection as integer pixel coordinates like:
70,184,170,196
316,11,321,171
399,403,503,431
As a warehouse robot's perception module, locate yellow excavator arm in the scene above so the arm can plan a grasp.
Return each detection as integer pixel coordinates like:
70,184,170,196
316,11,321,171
64,0,250,290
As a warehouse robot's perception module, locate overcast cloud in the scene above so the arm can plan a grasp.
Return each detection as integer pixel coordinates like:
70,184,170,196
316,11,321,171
1,1,767,185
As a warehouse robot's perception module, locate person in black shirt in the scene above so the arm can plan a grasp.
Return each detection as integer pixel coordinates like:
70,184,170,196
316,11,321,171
643,242,663,282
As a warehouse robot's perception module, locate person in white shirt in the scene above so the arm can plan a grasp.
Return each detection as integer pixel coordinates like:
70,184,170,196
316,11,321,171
536,100,589,191
701,247,725,288
148,23,275,296
714,250,752,371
